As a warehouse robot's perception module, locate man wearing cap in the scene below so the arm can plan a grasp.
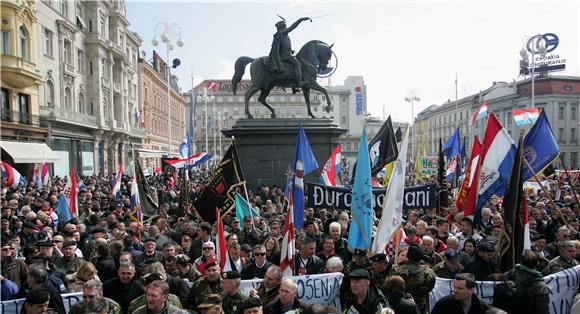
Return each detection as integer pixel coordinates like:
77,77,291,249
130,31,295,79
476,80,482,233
433,249,464,279
197,294,223,314
54,240,84,274
394,245,436,313
135,237,165,267
239,297,264,314
37,240,60,263
345,248,371,273
369,253,392,289
531,234,550,270
464,241,501,281
22,288,50,314
187,259,222,310
18,220,40,248
220,270,247,314
342,268,389,313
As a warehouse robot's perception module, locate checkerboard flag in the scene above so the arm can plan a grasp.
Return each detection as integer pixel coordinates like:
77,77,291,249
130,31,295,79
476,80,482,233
63,167,78,217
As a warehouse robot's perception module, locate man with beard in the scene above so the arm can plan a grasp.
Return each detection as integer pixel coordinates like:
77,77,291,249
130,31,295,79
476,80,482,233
187,260,222,311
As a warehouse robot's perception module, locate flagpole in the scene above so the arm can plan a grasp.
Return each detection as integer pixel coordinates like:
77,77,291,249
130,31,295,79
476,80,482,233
558,155,580,212
471,115,491,224
242,181,255,231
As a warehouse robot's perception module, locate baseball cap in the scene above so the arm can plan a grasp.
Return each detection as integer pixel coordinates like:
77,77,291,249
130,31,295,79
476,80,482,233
444,249,460,263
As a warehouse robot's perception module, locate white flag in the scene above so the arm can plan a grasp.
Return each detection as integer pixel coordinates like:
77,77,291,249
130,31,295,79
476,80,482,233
372,129,409,254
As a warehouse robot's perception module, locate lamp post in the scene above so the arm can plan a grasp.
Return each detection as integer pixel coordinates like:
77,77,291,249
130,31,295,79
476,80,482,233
197,87,215,156
405,90,420,160
152,22,184,158
218,111,223,158
520,34,547,108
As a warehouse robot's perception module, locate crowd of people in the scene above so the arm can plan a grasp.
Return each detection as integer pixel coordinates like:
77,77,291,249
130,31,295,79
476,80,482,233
1,168,580,314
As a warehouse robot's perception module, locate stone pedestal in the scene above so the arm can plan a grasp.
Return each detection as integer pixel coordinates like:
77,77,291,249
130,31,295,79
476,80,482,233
222,118,347,192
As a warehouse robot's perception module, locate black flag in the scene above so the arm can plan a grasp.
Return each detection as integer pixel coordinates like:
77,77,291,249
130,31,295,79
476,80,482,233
437,138,448,212
177,167,189,218
134,154,159,216
499,135,526,272
192,140,246,223
368,116,398,176
395,127,402,143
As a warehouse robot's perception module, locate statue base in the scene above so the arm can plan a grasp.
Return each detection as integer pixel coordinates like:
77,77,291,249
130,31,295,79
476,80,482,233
222,118,347,192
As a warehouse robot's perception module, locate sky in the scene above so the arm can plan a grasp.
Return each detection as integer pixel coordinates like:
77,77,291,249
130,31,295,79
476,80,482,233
125,0,579,123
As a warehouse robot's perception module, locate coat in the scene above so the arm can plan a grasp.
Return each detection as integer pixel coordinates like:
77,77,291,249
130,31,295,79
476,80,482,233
431,293,489,314
514,265,549,314
385,292,421,314
102,277,145,314
241,261,273,280
293,254,324,275
342,285,389,314
263,297,305,314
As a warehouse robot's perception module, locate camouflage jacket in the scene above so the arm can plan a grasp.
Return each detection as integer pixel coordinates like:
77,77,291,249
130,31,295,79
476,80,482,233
222,290,248,314
127,293,183,314
394,261,436,311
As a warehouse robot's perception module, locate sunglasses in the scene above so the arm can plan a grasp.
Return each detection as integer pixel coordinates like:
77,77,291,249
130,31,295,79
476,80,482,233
83,295,96,299
254,252,266,256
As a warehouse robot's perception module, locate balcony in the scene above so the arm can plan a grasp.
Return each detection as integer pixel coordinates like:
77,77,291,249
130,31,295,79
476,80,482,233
1,111,41,127
1,55,42,88
64,63,75,76
130,125,146,138
102,78,111,90
40,105,98,127
113,120,125,130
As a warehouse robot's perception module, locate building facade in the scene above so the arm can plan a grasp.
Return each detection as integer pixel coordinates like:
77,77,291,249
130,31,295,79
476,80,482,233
35,0,143,177
415,76,580,169
137,51,186,169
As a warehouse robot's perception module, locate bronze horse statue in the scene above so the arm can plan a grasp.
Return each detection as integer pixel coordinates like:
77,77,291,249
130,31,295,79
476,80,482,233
232,40,334,119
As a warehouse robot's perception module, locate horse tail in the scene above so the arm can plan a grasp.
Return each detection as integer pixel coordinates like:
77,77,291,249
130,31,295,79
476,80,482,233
232,56,254,95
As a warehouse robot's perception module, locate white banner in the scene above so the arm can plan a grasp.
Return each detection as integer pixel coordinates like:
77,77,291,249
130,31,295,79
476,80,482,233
1,292,82,314
240,272,344,310
429,265,580,314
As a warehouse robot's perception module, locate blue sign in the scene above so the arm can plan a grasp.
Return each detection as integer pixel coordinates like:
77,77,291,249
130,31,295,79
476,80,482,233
526,33,559,53
355,90,363,116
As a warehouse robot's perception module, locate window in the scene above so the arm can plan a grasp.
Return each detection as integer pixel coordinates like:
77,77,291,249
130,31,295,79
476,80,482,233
89,61,93,75
45,80,54,107
61,0,68,18
558,105,565,119
100,15,106,37
19,26,28,59
1,88,10,122
18,93,29,124
558,128,564,143
63,40,72,64
78,92,85,113
77,49,84,72
64,87,72,110
101,58,108,78
43,28,53,57
2,31,9,55
571,128,577,144
346,142,351,150
572,104,578,120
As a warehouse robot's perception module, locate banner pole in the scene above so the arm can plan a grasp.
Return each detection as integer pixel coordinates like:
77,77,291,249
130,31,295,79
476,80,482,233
558,155,580,213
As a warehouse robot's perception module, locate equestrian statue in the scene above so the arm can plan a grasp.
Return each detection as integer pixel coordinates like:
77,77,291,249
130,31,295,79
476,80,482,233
232,16,334,119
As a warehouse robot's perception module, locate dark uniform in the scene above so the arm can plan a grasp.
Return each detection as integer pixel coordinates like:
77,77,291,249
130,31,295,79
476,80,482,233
394,246,436,314
369,253,393,289
221,271,248,314
542,256,579,275
187,276,221,310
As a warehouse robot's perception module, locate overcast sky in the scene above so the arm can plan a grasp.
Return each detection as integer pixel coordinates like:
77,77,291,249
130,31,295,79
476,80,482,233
125,0,579,123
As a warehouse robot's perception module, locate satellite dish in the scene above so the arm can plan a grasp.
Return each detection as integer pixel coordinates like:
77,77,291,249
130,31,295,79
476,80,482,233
172,58,181,68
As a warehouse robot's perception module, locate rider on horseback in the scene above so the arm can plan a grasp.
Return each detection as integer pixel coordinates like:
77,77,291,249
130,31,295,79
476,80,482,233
267,16,312,88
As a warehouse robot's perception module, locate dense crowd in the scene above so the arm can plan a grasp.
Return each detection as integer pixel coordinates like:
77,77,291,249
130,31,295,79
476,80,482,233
1,169,579,314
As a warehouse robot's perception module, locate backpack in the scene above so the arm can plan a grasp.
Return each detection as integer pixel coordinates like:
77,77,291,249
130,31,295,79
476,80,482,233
492,275,542,314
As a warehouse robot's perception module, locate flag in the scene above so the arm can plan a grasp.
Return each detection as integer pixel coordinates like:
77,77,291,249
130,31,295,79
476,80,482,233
373,128,409,254
522,110,559,182
475,113,516,226
215,207,230,270
280,192,295,277
292,125,319,228
499,135,530,272
395,127,402,143
192,141,245,223
437,139,449,212
134,154,159,216
129,168,143,238
56,194,73,223
386,227,406,263
41,162,49,187
368,116,398,177
63,167,78,217
207,81,219,90
471,101,488,125
179,131,194,159
320,145,342,187
1,161,25,189
445,156,458,183
381,161,395,187
111,163,124,201
443,127,461,158
513,108,540,126
235,193,260,228
32,166,42,189
349,127,373,251
457,136,482,213
166,152,212,169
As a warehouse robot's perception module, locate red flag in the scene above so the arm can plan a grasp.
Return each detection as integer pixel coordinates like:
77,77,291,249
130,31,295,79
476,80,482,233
457,136,482,212
523,198,531,250
215,208,228,270
63,167,78,216
280,194,295,277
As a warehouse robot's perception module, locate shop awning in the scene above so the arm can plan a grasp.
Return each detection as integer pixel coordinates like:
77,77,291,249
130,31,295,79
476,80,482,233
136,149,164,159
0,141,60,163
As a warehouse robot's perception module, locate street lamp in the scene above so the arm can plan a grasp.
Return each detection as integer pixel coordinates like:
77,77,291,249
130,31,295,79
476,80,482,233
520,34,547,108
197,87,215,156
405,90,420,160
152,22,184,158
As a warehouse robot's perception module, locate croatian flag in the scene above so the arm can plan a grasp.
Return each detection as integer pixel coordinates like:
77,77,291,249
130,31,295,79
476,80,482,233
129,170,142,237
63,167,78,217
475,113,516,226
513,108,540,126
215,208,231,270
111,164,124,200
166,152,212,169
1,161,25,189
471,102,489,126
320,145,342,187
41,162,49,187
207,82,219,90
280,192,295,277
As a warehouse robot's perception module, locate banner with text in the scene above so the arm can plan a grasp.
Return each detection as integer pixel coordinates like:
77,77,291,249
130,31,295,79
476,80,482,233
240,272,344,309
429,265,580,314
421,156,439,176
306,183,437,211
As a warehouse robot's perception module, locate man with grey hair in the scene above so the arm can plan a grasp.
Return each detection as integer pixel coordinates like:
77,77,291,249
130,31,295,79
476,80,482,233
147,262,189,305
133,280,181,314
421,235,442,266
543,240,578,275
324,256,344,273
264,278,304,314
69,279,121,314
545,226,571,259
480,207,493,232
328,221,351,263
21,265,66,314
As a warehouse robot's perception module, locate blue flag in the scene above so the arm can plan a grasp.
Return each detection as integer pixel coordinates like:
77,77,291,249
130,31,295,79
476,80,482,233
235,193,260,228
56,194,73,223
348,127,373,251
522,110,559,181
443,127,461,158
292,124,319,229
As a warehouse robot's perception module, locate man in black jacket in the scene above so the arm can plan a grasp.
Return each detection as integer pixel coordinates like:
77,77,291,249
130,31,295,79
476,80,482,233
242,245,273,280
431,273,488,314
264,278,304,314
102,262,146,313
464,241,501,281
294,237,324,275
342,269,390,313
